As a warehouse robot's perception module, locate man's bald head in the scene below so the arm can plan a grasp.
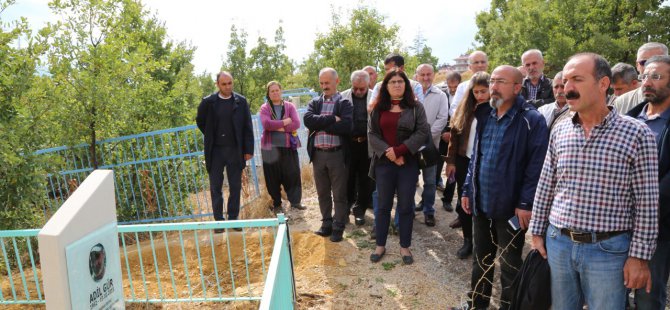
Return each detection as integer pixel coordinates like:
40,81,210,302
468,51,489,73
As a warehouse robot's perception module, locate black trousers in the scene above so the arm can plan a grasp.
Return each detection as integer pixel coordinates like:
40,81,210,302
347,140,374,217
470,213,525,310
208,145,244,221
454,155,472,240
261,147,302,207
437,138,457,205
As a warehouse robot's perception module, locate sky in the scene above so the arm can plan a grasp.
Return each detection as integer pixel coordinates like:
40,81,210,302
2,0,491,74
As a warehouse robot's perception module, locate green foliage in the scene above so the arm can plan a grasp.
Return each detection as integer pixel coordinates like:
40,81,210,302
41,0,203,167
0,0,46,230
300,6,401,91
475,0,670,76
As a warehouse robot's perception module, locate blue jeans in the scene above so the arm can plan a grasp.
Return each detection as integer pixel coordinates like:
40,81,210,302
414,165,437,215
546,224,630,310
635,239,670,310
374,160,419,248
372,188,399,228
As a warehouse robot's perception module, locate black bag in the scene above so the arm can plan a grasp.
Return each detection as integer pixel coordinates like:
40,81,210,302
414,107,440,169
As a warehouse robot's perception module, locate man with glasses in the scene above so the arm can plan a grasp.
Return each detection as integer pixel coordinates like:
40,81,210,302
453,65,548,310
614,42,668,114
450,51,489,116
628,55,670,310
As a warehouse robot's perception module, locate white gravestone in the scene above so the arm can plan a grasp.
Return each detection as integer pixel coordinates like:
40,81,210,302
38,170,125,310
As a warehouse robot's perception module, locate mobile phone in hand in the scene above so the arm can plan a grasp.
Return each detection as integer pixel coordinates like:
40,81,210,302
508,215,521,231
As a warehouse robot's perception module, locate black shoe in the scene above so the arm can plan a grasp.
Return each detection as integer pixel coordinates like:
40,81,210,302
449,218,462,229
443,202,454,212
272,205,283,214
232,227,243,232
214,228,224,234
330,229,344,242
456,238,473,259
370,225,376,240
370,249,386,263
402,254,414,265
315,227,332,237
414,201,423,211
425,214,436,227
354,217,366,226
291,204,306,210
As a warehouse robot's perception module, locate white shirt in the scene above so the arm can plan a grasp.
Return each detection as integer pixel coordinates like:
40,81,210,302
466,118,477,158
422,85,450,147
449,80,469,117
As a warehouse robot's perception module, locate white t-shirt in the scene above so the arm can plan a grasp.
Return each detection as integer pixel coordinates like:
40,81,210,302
466,118,477,159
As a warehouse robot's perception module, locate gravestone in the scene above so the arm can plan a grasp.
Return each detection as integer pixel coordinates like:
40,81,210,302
38,170,125,309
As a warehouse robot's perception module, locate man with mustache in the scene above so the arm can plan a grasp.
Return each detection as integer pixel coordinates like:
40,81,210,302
455,65,548,310
530,53,659,310
304,68,354,242
520,49,554,108
538,71,571,130
614,42,668,114
627,55,670,310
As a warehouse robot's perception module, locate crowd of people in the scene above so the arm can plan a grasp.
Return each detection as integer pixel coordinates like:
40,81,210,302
196,42,670,309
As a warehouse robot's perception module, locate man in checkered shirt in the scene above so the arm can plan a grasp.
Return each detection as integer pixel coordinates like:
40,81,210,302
529,53,659,310
304,68,354,243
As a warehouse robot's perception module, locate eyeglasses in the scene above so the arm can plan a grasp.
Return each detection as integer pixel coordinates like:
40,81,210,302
388,80,405,85
637,59,647,67
638,73,665,81
490,79,516,85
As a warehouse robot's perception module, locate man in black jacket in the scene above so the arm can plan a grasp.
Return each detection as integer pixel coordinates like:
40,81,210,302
196,72,254,226
520,49,554,108
629,55,670,310
304,68,353,242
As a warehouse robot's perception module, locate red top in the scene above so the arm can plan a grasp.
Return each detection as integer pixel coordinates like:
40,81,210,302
379,100,409,157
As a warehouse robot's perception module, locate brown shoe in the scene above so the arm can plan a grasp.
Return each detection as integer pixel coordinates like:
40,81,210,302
449,218,462,229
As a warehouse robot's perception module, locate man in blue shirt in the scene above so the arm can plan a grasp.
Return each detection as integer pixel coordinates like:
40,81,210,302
629,55,670,310
456,65,548,310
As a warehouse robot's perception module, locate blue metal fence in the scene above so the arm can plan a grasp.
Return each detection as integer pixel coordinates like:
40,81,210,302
34,109,312,225
0,216,295,307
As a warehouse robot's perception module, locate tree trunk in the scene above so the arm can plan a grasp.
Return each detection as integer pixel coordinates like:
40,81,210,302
89,106,98,169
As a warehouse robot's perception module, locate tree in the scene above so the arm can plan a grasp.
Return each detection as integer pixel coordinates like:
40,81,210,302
299,6,400,91
246,23,294,110
222,24,249,96
41,0,201,167
404,32,440,76
0,0,46,229
475,0,670,76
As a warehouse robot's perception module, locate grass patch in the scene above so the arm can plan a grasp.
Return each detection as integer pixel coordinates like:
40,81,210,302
375,277,384,283
346,229,367,239
386,288,397,297
382,261,397,271
356,239,375,249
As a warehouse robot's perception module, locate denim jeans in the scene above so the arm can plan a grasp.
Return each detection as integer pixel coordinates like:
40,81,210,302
546,224,630,310
374,160,419,248
635,239,670,310
414,164,437,215
372,188,400,228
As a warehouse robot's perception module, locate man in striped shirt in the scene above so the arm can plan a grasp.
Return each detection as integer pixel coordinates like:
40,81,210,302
529,53,659,310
